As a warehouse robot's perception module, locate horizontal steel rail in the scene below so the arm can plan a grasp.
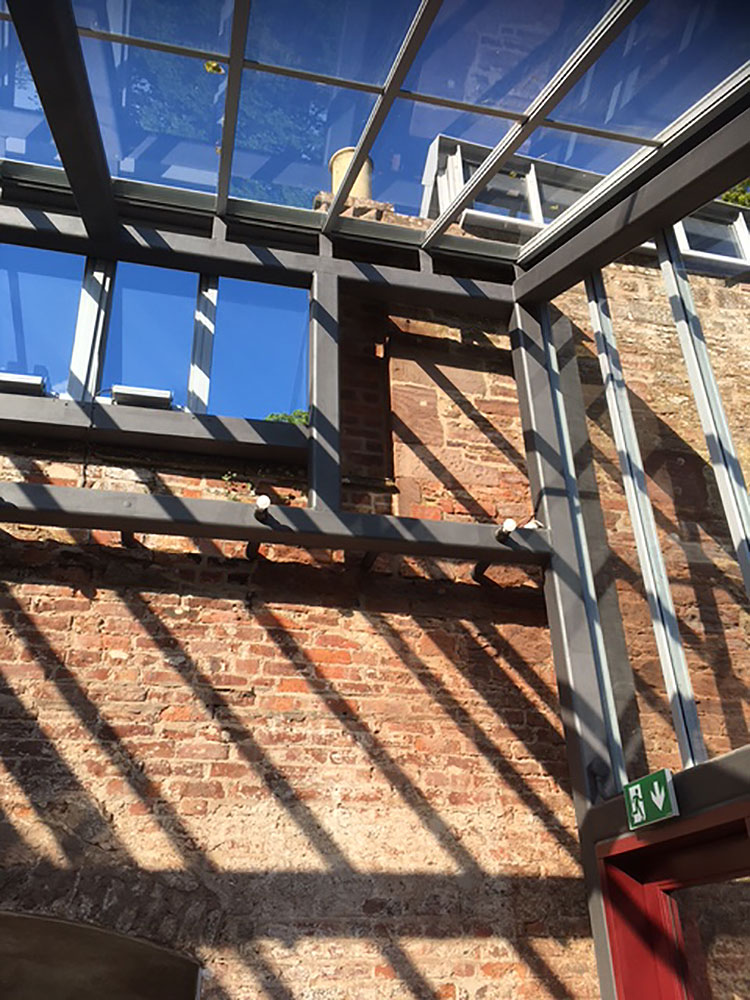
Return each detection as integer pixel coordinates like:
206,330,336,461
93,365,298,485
0,483,551,564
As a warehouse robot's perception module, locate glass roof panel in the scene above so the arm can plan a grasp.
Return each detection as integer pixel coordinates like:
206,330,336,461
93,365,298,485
230,70,376,209
80,37,225,192
521,125,637,175
74,0,232,55
402,0,611,114
554,0,750,140
245,0,421,86
0,21,60,169
370,98,510,218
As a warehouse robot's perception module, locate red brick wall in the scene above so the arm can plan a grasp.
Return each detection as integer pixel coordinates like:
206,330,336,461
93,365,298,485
0,249,747,998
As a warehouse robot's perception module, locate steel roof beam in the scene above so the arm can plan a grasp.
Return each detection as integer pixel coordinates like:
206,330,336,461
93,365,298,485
421,0,648,249
321,0,443,233
8,0,117,239
513,103,750,304
216,0,252,217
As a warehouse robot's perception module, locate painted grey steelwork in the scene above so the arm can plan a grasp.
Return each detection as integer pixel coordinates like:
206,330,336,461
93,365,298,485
309,273,341,511
421,0,648,248
216,0,252,218
511,301,625,1000
515,104,750,304
657,229,750,601
0,482,551,564
322,0,443,231
586,270,706,769
7,0,117,240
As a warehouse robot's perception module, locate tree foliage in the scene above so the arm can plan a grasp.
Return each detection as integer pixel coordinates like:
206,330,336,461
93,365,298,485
721,179,750,208
264,409,309,426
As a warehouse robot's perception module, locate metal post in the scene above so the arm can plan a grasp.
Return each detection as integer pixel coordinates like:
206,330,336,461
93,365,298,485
187,274,218,414
657,229,750,601
67,258,115,402
308,271,340,512
512,301,626,1000
586,269,707,768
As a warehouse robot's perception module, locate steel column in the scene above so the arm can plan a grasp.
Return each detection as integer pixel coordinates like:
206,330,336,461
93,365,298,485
586,269,706,768
512,301,625,1000
215,0,252,217
308,272,341,511
657,229,750,600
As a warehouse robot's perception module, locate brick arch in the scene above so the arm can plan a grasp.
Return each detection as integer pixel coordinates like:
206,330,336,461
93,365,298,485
0,911,200,1000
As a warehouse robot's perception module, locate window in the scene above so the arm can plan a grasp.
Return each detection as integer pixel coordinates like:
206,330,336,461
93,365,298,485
0,244,84,394
536,167,597,224
682,213,742,259
211,279,308,420
100,263,197,407
464,160,532,220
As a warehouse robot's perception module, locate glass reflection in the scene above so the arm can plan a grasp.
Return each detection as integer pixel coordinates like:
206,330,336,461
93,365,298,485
101,263,196,407
683,214,742,259
74,0,231,55
0,21,60,168
0,246,84,395
371,99,508,217
555,0,750,139
246,0,420,86
81,38,225,191
403,0,611,114
211,279,308,421
230,71,376,208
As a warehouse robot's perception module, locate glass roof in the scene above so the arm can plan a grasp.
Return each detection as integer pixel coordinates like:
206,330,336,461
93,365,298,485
0,1,748,251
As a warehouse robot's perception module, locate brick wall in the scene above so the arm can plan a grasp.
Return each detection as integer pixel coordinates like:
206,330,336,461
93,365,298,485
0,243,747,998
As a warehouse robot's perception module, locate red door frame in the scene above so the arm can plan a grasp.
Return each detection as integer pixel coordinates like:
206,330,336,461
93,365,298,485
597,800,750,999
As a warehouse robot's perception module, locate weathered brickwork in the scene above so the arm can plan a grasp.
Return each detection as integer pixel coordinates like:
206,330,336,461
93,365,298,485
0,236,747,998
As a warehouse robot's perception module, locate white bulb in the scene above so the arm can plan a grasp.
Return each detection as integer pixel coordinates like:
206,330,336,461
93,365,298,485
256,494,271,511
502,517,517,534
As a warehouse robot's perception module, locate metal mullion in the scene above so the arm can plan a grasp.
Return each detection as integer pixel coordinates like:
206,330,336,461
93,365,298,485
77,26,226,64
585,269,706,768
8,0,117,240
673,221,691,256
68,258,116,402
321,0,443,233
308,271,340,512
243,58,382,96
216,0,251,217
657,228,750,600
422,0,647,248
525,164,545,226
733,211,750,261
187,274,218,414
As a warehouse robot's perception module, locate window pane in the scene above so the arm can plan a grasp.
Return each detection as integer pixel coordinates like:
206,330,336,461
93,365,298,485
211,279,308,421
683,215,742,259
0,245,84,394
101,263,196,407
231,70,376,208
464,161,531,220
0,22,60,168
74,0,232,55
246,0,420,86
81,38,225,192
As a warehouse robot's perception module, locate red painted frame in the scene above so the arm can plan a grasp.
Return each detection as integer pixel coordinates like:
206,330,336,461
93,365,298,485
597,799,750,999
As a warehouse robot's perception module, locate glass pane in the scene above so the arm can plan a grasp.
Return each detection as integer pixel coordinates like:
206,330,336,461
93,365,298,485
211,279,308,421
81,38,225,191
672,879,750,999
464,160,532,220
0,22,60,168
74,0,232,55
231,70,376,209
524,126,636,175
683,215,742,259
371,99,508,218
0,246,84,395
555,1,750,140
101,263,196,407
245,0,420,86
403,0,611,114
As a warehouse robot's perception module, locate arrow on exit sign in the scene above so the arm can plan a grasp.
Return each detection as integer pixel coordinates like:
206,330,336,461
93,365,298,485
624,768,679,831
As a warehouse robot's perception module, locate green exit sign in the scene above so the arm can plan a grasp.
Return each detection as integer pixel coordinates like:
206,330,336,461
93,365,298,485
624,769,679,831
